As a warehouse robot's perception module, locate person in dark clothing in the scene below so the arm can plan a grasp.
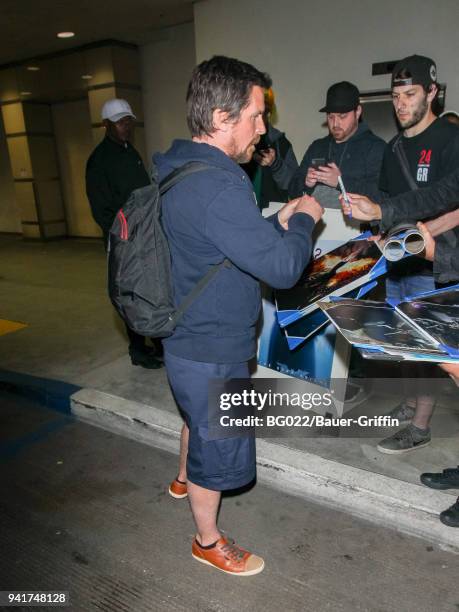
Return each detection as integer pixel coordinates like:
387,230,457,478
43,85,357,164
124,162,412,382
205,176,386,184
342,171,459,528
353,55,459,455
376,55,459,291
288,81,385,205
241,88,298,209
155,56,323,575
86,98,162,369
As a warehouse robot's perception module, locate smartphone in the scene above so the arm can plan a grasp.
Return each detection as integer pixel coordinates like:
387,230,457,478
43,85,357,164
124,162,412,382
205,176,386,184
255,134,271,153
311,158,327,170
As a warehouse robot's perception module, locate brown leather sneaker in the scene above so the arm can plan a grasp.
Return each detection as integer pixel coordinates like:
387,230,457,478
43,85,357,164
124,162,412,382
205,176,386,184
192,536,264,576
168,478,187,499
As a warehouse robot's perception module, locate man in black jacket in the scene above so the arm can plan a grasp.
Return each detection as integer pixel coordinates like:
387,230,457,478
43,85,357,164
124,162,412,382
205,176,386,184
288,81,385,205
86,98,162,369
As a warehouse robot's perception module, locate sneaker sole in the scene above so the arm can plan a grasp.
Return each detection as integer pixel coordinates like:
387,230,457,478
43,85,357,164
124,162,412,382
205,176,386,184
381,419,412,429
192,553,265,576
439,515,459,528
168,487,187,499
420,476,459,490
377,439,431,454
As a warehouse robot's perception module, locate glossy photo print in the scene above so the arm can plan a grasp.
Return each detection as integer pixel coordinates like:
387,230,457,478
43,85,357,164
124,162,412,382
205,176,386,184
276,238,383,325
319,299,445,356
396,287,459,350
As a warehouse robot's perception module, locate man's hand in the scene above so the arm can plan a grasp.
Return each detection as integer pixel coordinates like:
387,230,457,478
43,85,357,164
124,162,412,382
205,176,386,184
305,167,319,188
440,362,459,386
417,222,436,261
313,162,341,188
278,196,323,230
294,194,324,224
278,200,300,230
340,193,382,221
255,148,276,167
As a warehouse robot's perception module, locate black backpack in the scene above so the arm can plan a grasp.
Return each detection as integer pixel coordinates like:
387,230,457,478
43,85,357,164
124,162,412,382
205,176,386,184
107,161,230,338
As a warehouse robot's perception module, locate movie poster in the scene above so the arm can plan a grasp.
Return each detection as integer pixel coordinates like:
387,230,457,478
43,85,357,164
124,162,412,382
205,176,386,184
276,238,383,326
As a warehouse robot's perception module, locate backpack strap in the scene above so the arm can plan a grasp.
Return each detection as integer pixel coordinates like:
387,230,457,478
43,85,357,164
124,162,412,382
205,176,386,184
392,134,419,191
159,161,215,194
158,160,232,325
172,259,232,325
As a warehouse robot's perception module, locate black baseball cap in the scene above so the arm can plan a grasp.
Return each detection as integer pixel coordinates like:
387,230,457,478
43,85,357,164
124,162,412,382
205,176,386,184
319,81,360,113
391,54,437,89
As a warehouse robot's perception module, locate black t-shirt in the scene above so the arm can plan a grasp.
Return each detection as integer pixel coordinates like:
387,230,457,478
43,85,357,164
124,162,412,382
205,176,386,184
379,117,459,277
379,117,459,196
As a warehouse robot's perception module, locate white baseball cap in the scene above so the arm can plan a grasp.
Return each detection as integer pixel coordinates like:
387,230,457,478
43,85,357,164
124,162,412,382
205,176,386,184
101,98,136,122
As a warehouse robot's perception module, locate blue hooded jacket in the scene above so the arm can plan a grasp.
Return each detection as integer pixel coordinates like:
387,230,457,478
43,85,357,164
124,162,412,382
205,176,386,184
153,139,316,363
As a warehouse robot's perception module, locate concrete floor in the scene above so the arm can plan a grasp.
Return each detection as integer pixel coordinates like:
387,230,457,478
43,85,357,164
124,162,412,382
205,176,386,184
0,236,459,611
0,235,128,381
2,389,459,612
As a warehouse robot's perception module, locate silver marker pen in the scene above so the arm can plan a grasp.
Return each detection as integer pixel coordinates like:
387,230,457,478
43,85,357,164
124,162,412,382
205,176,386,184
338,175,352,219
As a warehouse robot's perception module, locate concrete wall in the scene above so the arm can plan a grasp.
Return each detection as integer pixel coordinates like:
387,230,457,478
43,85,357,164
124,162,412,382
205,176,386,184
194,0,459,157
52,99,102,238
140,22,196,168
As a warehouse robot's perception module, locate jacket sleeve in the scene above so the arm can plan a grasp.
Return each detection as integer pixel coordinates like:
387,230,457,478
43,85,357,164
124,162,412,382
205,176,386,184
288,144,315,199
265,212,286,235
441,129,459,174
344,139,385,200
380,167,459,232
85,156,117,234
270,137,299,191
205,185,316,289
433,233,459,283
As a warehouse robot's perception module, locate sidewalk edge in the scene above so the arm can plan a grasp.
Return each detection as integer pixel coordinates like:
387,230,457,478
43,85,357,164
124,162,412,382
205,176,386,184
71,387,459,553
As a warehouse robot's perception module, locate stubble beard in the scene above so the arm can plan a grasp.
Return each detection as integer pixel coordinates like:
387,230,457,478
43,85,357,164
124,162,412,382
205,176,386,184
229,138,255,164
398,95,429,130
235,150,253,164
331,120,358,143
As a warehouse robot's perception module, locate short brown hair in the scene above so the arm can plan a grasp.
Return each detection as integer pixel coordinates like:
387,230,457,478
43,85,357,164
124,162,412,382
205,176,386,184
186,56,271,137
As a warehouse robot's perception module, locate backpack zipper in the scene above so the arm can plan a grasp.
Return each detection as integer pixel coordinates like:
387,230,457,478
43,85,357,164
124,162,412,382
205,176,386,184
117,210,128,240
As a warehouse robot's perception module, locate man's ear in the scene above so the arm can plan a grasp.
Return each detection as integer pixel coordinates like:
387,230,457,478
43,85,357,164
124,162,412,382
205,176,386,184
427,84,438,104
212,108,231,132
355,105,362,121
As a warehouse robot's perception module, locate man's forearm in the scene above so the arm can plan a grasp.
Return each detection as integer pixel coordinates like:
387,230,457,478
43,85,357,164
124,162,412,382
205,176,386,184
425,208,459,237
380,169,459,231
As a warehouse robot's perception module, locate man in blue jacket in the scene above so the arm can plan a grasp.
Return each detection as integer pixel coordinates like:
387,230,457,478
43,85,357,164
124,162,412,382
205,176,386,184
153,56,323,576
289,81,385,205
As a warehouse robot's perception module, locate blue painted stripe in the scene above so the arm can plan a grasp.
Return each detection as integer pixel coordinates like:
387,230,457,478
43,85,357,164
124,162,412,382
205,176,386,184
0,369,80,414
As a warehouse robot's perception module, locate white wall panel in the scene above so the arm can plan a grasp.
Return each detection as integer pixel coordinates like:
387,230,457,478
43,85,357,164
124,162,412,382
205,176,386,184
194,0,459,158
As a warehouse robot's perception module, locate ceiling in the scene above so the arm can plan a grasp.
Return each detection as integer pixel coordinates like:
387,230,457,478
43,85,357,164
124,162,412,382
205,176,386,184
0,0,195,67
